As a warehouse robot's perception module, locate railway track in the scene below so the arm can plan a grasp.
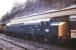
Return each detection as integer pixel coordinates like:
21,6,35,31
0,34,48,50
0,39,25,50
0,34,75,50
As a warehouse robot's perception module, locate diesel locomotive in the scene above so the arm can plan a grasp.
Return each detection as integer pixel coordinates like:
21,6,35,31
1,16,70,44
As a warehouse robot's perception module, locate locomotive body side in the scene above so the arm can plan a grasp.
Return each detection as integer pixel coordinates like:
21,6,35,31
5,16,70,42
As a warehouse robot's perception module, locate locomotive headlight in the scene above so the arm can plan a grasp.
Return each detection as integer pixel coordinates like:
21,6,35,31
45,28,49,32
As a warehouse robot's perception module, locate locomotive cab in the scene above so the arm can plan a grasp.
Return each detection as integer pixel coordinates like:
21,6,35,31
50,22,68,39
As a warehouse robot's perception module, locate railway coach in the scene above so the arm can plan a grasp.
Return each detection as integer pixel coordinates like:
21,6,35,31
0,23,6,33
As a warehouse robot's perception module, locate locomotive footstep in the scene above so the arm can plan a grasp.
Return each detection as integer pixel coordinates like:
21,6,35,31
33,37,36,40
44,38,48,42
24,36,27,38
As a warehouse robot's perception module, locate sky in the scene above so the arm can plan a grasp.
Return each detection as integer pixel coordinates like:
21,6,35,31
0,0,27,19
